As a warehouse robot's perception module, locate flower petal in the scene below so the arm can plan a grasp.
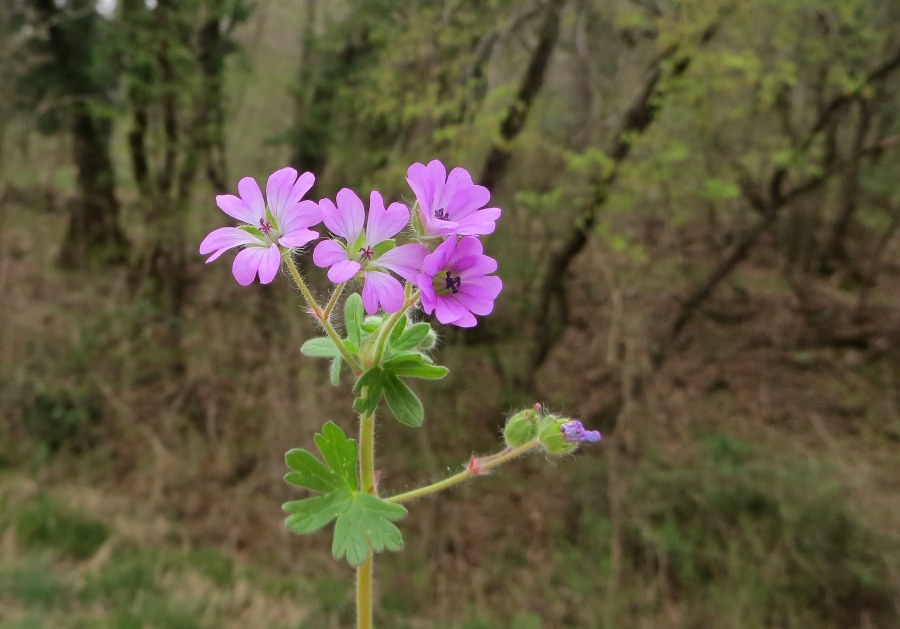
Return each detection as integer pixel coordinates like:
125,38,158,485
237,177,265,223
435,167,474,215
257,244,281,284
362,271,404,314
454,254,497,278
232,246,266,286
279,229,319,248
422,237,456,276
445,183,489,220
199,226,258,256
313,239,349,268
323,188,365,243
376,243,428,282
327,259,362,283
266,167,298,222
215,194,256,224
454,207,501,236
288,171,316,206
281,200,321,235
365,193,409,247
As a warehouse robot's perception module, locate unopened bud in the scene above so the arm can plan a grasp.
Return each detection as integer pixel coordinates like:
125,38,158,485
538,415,577,455
503,406,540,448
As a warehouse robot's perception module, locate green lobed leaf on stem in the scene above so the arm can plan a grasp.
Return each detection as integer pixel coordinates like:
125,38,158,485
332,493,407,566
344,293,363,348
283,490,351,533
382,373,424,427
284,421,357,493
353,368,384,415
388,314,408,346
314,421,358,489
389,322,432,353
300,336,341,358
383,355,448,380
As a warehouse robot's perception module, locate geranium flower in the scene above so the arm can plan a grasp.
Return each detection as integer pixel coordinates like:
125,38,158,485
313,189,427,314
406,160,501,238
560,420,601,443
416,236,502,328
199,167,321,285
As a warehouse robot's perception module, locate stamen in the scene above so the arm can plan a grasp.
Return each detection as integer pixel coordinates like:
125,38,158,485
434,207,449,221
359,246,375,261
259,218,273,235
444,271,461,294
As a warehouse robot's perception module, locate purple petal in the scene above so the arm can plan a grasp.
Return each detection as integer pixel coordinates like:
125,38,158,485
454,207,501,236
215,194,256,224
287,171,315,206
422,237,456,276
199,227,258,259
454,254,498,278
416,273,437,313
281,200,321,234
237,177,265,223
266,167,298,221
313,239,349,268
406,160,445,213
330,188,366,243
434,295,476,327
257,244,282,284
376,243,428,282
327,259,361,283
445,183,489,220
279,229,319,248
365,192,409,246
448,236,483,265
232,246,266,286
435,167,474,215
362,271,404,314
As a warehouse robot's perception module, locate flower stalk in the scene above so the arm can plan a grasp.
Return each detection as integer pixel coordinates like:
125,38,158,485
357,409,377,628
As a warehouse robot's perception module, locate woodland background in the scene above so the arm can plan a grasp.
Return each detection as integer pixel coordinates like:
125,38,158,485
1,1,899,627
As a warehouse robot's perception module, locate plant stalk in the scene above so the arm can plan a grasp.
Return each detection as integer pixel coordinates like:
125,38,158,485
357,410,377,628
384,440,540,504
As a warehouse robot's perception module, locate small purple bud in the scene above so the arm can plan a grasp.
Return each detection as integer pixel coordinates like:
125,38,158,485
560,420,602,444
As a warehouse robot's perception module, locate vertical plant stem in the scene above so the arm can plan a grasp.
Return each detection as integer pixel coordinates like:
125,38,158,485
357,410,376,628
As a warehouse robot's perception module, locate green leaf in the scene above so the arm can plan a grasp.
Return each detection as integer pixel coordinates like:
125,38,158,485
372,239,395,257
391,322,431,352
344,294,363,348
301,337,340,359
389,314,408,345
386,362,448,380
382,373,424,427
332,493,407,566
329,357,342,386
314,422,357,489
283,489,351,534
361,316,383,333
284,448,340,493
353,367,384,415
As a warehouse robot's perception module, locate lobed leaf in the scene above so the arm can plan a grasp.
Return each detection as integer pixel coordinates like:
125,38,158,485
301,337,340,358
283,490,352,534
390,322,431,352
353,367,384,415
382,373,424,427
344,293,363,348
331,493,407,566
284,448,341,493
314,422,357,490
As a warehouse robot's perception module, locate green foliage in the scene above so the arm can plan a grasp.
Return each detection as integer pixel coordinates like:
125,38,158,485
15,495,109,561
283,422,408,566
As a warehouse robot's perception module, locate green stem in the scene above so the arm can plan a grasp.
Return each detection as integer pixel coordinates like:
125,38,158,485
370,286,419,367
384,440,541,505
357,410,376,628
323,282,346,320
283,254,362,373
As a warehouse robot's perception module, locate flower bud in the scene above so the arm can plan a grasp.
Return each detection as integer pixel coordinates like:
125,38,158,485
504,406,540,448
538,415,577,455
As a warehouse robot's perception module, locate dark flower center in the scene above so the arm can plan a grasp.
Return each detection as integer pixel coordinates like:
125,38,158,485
434,207,449,221
444,271,461,294
359,246,375,261
259,218,273,235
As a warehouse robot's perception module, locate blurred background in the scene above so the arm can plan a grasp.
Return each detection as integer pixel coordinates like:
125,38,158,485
1,0,899,627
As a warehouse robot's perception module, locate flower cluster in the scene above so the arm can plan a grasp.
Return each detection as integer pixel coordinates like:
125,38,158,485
200,160,502,328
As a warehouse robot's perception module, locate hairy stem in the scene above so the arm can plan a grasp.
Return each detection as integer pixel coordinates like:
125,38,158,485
384,440,541,504
357,410,376,628
283,254,362,373
323,281,346,320
370,286,420,367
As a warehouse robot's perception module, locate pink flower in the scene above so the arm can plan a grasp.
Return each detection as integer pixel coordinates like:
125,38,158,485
199,167,321,286
416,236,502,328
313,189,427,314
406,160,501,238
